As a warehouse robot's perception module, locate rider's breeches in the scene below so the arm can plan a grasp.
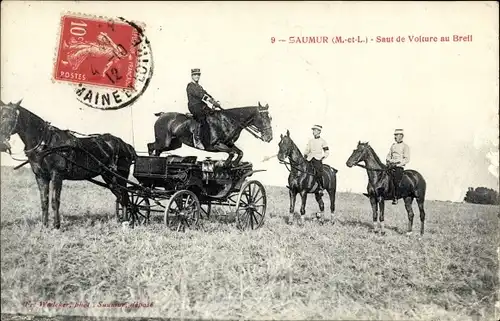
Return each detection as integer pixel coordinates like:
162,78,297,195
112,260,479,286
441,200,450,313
310,158,324,188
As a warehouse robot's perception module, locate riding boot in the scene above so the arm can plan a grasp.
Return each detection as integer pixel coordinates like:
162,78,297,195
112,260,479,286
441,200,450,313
192,122,205,150
392,182,398,205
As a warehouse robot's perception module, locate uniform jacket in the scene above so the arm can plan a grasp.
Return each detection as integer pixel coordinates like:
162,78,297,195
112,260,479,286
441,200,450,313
386,142,410,167
186,81,212,109
304,137,329,161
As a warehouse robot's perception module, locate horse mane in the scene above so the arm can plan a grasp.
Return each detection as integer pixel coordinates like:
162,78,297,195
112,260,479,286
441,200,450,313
219,106,265,123
283,134,306,162
364,143,386,168
17,106,50,127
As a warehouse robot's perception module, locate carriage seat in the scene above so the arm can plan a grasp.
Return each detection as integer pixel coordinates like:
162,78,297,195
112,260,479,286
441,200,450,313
165,155,197,164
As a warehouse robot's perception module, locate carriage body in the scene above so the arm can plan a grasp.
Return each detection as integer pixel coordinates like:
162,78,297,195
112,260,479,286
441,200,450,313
119,155,267,231
132,155,254,198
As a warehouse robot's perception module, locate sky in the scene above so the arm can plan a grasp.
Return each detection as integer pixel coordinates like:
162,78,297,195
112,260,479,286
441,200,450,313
1,1,498,201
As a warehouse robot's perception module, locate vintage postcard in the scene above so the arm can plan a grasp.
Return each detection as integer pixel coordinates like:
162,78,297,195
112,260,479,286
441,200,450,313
1,1,498,320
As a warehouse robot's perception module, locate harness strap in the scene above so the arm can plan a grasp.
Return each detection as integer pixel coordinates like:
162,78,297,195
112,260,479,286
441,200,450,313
280,160,317,176
354,163,389,172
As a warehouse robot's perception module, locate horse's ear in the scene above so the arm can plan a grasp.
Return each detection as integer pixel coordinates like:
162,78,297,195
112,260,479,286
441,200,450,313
280,133,283,139
265,103,269,109
258,101,261,107
286,129,290,137
358,140,361,145
16,99,23,106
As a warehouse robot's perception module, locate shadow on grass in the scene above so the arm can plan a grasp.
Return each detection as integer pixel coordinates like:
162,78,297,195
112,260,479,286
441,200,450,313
63,212,116,226
339,219,404,234
1,212,115,230
0,217,40,229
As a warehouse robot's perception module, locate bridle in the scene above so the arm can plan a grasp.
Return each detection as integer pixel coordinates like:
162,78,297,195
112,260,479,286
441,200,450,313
0,105,52,157
278,144,317,176
218,106,272,142
0,106,19,155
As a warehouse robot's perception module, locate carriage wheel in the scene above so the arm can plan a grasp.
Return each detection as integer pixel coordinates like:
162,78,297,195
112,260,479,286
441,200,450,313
164,190,201,232
115,194,151,226
128,194,151,225
235,180,267,230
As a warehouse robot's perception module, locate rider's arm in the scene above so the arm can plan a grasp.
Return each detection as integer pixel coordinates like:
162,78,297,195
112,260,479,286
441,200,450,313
386,145,393,164
322,139,329,160
187,83,207,99
400,144,410,166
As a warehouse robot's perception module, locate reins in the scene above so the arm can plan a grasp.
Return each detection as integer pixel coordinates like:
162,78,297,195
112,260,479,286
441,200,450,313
279,159,316,176
213,105,270,142
354,163,389,172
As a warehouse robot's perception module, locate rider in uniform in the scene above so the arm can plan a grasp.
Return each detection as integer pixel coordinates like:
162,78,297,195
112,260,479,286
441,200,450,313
304,124,330,193
186,68,220,150
386,128,410,204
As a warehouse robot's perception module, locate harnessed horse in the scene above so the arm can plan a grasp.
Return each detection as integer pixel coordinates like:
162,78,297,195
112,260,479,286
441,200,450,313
346,141,427,235
0,100,136,229
277,130,337,224
147,102,273,166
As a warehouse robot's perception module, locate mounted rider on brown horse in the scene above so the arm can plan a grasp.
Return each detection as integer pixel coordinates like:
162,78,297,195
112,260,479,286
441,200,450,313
186,68,220,150
148,69,273,166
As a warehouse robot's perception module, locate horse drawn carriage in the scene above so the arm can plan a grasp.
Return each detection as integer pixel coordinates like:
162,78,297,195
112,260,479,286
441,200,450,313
117,154,267,231
0,100,272,231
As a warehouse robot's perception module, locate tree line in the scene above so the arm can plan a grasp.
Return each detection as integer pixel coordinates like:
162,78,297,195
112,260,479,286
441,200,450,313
463,187,499,205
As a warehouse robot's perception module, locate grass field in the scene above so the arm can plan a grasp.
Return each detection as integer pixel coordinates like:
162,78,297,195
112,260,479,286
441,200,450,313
1,166,498,320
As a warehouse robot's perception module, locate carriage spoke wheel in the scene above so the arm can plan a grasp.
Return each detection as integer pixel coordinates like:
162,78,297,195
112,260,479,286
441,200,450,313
128,194,151,226
164,190,201,232
235,180,267,230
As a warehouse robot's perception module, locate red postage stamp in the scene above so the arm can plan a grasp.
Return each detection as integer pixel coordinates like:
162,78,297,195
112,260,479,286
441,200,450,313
54,14,140,90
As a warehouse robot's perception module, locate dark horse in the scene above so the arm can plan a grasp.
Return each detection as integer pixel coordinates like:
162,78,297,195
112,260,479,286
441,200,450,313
147,102,273,165
346,141,427,235
277,130,337,224
0,100,136,229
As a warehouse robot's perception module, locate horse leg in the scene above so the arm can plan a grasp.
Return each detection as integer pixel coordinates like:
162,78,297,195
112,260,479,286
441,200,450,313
299,191,308,225
417,198,426,236
369,196,378,232
35,176,50,228
327,186,336,223
50,173,63,229
231,145,244,164
289,189,297,224
378,196,385,235
314,192,325,223
147,142,154,155
213,143,235,166
404,197,415,236
102,174,128,223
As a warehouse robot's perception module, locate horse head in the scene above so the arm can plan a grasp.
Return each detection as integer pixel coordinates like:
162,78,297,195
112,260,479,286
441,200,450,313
0,99,22,154
346,141,370,168
253,102,273,143
277,129,293,162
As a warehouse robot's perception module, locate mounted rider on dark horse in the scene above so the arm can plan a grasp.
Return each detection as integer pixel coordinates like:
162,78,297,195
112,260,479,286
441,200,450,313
148,68,273,166
186,68,220,150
